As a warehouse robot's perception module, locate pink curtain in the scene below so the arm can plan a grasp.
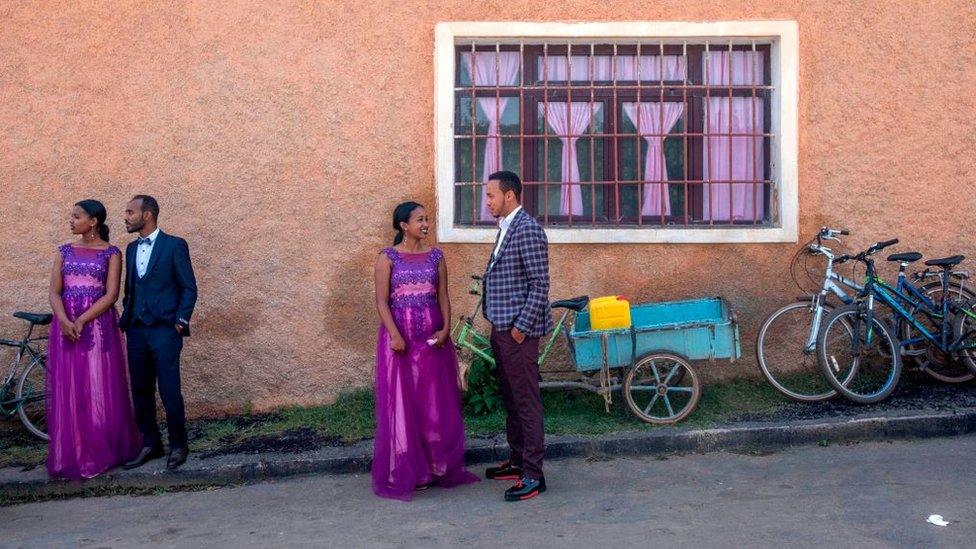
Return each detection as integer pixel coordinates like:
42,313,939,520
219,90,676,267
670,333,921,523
703,97,764,222
538,55,612,81
703,51,764,86
623,102,684,217
462,52,521,221
614,55,686,81
538,55,685,81
540,102,601,216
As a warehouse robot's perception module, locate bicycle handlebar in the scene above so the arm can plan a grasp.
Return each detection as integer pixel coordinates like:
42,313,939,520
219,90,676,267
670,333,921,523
819,227,851,239
836,238,899,266
878,238,898,249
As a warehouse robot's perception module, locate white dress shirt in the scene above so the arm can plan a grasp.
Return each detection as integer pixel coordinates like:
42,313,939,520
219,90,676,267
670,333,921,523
136,228,160,278
492,206,522,259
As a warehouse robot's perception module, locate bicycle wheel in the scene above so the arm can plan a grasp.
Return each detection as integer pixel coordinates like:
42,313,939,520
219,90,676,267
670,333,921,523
951,298,976,375
16,353,48,441
901,280,975,383
757,300,853,402
623,352,701,424
817,304,902,404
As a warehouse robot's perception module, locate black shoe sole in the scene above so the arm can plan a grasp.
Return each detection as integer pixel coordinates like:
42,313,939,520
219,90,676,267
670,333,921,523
504,488,542,501
486,473,522,481
504,481,546,501
123,451,164,469
485,467,523,480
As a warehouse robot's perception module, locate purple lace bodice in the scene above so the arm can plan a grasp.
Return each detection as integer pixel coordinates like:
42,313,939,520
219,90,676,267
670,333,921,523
59,244,119,306
384,247,443,310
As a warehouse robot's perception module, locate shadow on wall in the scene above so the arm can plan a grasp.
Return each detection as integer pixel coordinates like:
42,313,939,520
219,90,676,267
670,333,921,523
322,246,382,372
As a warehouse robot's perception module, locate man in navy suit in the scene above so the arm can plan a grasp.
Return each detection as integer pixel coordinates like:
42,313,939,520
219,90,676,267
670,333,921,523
120,195,198,470
481,171,553,501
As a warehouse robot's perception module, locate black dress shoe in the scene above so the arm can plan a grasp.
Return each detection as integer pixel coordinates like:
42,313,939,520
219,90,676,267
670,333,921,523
504,476,546,502
123,445,164,469
166,447,188,470
485,461,523,480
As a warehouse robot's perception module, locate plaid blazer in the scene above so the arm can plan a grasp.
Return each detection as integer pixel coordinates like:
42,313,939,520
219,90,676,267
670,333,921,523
482,209,553,338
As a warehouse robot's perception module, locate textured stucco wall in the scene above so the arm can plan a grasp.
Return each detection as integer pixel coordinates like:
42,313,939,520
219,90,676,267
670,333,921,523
1,1,974,416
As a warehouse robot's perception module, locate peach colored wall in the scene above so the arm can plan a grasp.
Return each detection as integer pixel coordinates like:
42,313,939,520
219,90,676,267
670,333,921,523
1,1,974,416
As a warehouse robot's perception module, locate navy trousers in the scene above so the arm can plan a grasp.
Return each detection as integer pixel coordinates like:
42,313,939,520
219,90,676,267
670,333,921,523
126,323,187,449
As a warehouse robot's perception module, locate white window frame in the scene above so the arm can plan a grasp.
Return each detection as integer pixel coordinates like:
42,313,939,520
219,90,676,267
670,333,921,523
434,20,799,244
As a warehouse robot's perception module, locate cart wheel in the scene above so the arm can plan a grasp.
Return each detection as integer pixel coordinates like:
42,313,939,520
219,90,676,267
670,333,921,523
623,352,701,425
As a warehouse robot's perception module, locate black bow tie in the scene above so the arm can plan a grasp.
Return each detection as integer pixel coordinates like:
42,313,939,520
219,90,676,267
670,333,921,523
137,237,154,246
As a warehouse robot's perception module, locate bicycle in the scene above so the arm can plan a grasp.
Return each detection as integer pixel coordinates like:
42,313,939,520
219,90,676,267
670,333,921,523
758,228,974,402
0,311,51,440
756,227,860,402
816,240,976,403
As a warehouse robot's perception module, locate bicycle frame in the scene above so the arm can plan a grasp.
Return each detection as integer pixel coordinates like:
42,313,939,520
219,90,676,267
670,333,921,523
800,235,864,352
870,275,976,352
0,329,47,416
451,279,573,369
853,256,976,354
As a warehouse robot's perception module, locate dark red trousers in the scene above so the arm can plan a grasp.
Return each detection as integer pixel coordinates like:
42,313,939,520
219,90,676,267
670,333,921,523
490,327,544,480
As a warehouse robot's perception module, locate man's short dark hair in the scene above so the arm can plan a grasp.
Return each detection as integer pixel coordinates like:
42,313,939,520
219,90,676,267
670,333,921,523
132,194,160,220
488,170,522,202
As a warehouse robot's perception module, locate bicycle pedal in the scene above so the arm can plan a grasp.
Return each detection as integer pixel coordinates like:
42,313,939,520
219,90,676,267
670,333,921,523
901,349,926,357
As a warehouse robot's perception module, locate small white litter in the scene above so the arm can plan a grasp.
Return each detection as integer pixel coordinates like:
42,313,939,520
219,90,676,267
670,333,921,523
927,515,949,527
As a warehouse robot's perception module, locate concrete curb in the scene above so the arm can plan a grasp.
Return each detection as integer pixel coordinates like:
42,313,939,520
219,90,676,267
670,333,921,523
3,408,976,500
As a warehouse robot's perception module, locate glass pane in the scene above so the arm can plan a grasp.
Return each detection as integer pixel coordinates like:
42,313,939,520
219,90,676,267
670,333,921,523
454,137,479,183
665,119,686,219
455,135,523,224
458,53,471,86
457,96,520,136
454,183,480,225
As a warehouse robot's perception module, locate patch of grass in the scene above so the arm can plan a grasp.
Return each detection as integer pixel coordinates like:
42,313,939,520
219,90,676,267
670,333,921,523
188,389,377,454
679,377,787,429
0,426,47,469
1,378,797,466
467,376,794,436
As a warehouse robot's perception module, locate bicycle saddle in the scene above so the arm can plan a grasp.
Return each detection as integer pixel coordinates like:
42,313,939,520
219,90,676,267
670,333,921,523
551,296,589,312
887,252,922,263
13,312,52,325
924,255,965,268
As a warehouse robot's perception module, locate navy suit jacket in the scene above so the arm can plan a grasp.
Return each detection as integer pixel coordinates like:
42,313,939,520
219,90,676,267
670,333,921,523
120,231,198,336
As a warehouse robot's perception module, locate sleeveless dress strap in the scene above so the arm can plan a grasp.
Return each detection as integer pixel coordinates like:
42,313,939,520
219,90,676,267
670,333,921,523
101,245,122,258
382,247,401,263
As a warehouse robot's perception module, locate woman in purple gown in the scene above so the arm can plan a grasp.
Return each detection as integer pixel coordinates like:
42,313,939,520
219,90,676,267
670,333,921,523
46,199,141,479
372,201,479,500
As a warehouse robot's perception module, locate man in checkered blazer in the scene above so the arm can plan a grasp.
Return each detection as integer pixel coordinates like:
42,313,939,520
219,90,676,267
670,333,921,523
481,170,553,502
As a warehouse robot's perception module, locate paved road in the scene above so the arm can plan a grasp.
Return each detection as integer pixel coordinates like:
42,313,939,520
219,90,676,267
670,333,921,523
3,436,974,548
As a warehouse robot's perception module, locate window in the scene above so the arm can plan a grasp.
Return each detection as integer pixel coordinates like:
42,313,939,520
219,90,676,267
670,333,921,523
435,22,799,244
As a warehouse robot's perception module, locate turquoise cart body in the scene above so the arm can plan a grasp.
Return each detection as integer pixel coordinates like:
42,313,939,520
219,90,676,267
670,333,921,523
568,297,741,371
